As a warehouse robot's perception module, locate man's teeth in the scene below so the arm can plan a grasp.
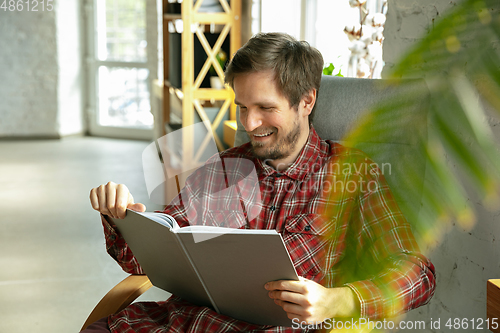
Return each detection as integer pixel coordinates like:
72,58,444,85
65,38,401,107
254,132,272,137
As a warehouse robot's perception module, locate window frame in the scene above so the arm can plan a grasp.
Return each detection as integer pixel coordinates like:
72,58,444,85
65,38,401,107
84,0,158,140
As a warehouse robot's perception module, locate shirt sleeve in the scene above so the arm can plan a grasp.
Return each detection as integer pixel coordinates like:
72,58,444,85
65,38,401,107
343,164,436,319
101,214,145,275
99,169,203,274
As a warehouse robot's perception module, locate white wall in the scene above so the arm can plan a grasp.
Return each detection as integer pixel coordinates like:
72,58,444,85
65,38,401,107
384,0,500,330
0,1,84,138
383,0,459,73
0,9,59,137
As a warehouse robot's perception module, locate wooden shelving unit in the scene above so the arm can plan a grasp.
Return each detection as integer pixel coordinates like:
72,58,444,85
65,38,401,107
162,0,241,158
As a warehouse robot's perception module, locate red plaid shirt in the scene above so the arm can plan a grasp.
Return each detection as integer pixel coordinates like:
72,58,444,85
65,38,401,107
102,127,435,332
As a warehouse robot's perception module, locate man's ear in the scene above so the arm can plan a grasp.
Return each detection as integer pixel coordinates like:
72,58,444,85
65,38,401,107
301,89,317,117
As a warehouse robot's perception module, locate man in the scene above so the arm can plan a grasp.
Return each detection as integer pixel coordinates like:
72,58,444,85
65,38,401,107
88,32,435,332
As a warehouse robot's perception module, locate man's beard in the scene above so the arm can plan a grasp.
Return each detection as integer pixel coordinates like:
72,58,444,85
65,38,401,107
249,120,301,162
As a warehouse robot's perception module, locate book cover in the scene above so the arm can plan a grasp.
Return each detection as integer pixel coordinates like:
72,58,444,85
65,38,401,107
111,209,299,326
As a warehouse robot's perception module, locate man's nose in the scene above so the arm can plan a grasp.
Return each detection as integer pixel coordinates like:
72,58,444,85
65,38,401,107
242,108,262,132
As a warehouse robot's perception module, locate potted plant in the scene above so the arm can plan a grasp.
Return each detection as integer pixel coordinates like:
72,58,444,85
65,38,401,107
209,49,227,89
322,63,343,77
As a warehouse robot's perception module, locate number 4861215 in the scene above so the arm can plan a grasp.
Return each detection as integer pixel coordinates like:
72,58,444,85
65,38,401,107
1,0,54,11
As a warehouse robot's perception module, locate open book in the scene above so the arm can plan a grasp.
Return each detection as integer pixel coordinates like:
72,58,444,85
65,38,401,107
111,209,299,326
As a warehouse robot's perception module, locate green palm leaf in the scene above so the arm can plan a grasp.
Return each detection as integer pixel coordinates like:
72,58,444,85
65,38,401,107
344,0,500,248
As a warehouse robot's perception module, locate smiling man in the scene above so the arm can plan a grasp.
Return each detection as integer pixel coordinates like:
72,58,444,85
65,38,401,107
233,69,312,169
87,32,435,332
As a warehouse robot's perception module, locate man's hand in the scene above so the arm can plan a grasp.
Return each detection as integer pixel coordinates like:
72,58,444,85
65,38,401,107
89,182,146,219
265,277,360,323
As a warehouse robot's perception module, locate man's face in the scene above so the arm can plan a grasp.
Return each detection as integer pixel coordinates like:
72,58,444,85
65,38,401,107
233,70,313,169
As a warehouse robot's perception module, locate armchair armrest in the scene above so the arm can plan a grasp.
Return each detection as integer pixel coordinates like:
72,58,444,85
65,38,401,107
81,275,152,331
82,274,376,332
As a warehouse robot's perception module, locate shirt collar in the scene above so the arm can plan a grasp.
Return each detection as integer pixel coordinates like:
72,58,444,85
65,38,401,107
256,126,326,181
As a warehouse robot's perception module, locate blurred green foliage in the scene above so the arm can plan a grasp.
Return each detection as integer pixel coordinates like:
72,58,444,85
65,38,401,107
344,0,500,248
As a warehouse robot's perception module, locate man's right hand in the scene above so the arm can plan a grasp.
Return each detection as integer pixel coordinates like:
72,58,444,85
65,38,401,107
89,182,146,219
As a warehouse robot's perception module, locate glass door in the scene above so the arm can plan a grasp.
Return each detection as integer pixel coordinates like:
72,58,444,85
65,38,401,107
86,0,156,139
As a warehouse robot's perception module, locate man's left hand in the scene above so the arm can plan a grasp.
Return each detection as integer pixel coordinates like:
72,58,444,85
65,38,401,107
265,277,360,323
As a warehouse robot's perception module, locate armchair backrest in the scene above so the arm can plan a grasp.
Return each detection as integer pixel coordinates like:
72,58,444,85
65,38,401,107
234,75,430,228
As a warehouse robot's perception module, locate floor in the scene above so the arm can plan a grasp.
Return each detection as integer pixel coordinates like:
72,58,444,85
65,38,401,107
0,137,170,333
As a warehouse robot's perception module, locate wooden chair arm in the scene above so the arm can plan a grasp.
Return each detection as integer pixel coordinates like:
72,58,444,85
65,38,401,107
81,275,152,331
81,275,373,332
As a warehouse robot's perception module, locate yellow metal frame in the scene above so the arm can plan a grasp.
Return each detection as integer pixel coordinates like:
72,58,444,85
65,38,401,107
163,0,241,159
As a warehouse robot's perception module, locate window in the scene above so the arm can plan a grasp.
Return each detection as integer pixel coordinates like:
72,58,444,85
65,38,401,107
85,0,158,139
258,0,385,78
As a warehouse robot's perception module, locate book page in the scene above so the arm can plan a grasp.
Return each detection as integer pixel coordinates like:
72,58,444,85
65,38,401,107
132,211,177,228
176,225,277,235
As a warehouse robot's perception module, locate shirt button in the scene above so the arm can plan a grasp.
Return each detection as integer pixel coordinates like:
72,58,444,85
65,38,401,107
220,222,225,227
304,225,311,232
270,206,276,212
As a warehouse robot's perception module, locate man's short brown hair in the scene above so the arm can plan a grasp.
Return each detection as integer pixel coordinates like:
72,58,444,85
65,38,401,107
224,32,323,124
